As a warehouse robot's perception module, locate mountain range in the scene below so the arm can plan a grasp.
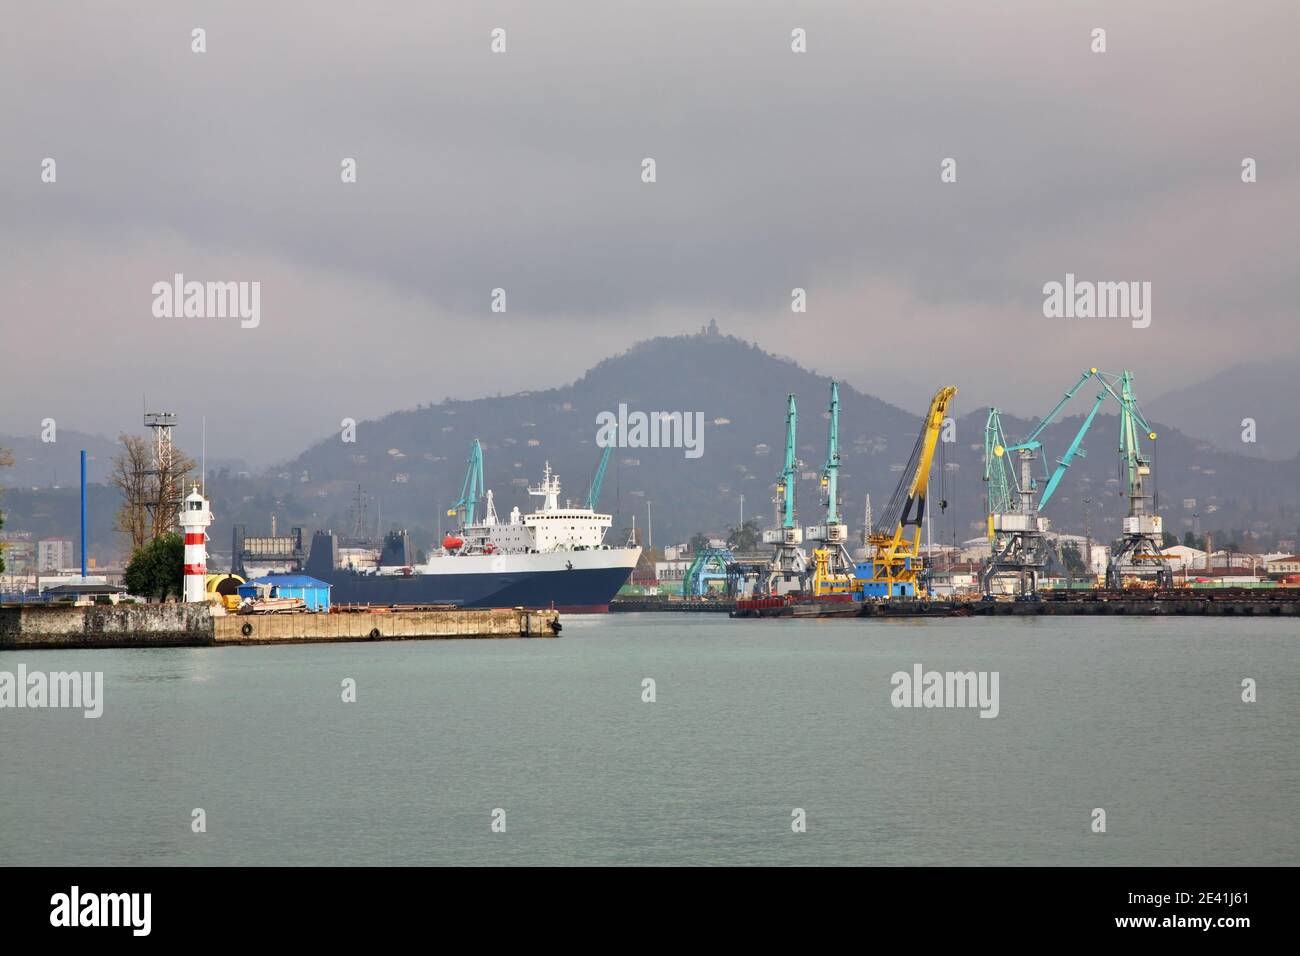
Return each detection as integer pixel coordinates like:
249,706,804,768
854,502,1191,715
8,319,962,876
3,330,1298,566
1143,360,1300,461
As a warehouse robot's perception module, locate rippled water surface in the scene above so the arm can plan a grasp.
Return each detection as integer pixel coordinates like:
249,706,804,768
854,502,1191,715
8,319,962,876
2,614,1296,865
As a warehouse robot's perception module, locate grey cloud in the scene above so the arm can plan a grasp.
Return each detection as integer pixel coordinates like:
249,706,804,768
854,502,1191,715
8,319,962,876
1,1,1297,464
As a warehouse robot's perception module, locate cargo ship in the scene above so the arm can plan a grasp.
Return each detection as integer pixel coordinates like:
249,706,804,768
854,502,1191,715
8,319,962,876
304,463,641,612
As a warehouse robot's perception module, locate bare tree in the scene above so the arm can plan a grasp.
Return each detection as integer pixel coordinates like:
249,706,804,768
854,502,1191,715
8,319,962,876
111,435,153,554
110,434,196,555
151,445,197,544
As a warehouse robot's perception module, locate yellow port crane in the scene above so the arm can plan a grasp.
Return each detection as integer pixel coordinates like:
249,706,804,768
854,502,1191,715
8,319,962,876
863,385,957,596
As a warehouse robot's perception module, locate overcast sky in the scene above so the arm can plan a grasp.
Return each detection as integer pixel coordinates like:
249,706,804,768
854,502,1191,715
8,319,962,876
3,1,1297,466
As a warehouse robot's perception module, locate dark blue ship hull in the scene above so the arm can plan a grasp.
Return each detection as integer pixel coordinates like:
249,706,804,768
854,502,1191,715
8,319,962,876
313,565,633,612
307,564,633,613
304,531,636,612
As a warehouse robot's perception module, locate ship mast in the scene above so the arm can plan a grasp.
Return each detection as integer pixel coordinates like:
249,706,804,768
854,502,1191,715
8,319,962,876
529,462,561,512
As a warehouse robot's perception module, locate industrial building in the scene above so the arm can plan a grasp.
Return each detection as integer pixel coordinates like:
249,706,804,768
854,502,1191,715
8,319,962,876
236,575,332,612
232,524,305,578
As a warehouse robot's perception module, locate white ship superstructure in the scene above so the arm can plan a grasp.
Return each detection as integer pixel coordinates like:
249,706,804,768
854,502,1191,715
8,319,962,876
451,463,619,556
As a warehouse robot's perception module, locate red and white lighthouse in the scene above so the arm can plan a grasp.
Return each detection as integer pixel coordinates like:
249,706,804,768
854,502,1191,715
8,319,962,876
179,484,213,603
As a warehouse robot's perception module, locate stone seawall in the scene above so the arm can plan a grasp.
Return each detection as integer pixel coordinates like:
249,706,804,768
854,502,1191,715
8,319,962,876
0,604,213,649
0,604,559,649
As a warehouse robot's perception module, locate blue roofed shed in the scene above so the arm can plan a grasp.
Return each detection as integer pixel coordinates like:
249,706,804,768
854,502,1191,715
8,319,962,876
237,574,332,611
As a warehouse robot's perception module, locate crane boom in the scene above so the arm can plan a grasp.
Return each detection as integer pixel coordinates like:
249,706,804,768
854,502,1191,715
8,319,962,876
1036,389,1106,512
823,381,841,524
449,438,485,526
983,408,1015,521
778,393,797,529
865,385,957,593
1106,370,1156,498
587,427,614,509
760,392,807,593
1014,369,1097,453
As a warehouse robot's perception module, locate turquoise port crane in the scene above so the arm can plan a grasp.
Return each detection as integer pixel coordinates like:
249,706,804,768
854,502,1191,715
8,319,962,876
982,367,1167,595
823,381,842,526
808,380,856,595
683,547,735,597
1105,370,1158,509
760,393,806,594
448,438,485,526
981,370,1108,596
992,369,1110,514
777,393,797,530
587,426,614,510
1099,370,1171,587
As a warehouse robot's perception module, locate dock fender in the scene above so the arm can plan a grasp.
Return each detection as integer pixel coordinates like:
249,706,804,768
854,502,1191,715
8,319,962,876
241,622,253,637
369,627,381,639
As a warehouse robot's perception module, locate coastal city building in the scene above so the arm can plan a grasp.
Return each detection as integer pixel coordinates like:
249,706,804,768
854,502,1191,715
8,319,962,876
1267,555,1300,576
0,532,35,574
37,538,74,571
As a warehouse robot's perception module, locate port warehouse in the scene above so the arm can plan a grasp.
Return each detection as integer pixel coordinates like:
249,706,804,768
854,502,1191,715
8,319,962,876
235,575,332,612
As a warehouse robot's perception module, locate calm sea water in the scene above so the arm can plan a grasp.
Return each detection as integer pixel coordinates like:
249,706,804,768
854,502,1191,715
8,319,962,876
1,614,1296,866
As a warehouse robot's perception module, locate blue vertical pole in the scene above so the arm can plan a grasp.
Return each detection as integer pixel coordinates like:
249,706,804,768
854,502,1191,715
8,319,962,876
80,449,87,578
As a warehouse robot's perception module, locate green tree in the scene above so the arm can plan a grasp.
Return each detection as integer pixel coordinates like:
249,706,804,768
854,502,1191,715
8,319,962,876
688,531,711,554
124,533,185,601
726,518,762,552
1161,530,1179,548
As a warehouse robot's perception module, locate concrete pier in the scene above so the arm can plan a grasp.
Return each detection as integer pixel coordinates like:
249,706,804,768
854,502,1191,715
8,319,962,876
214,607,559,645
0,604,560,650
